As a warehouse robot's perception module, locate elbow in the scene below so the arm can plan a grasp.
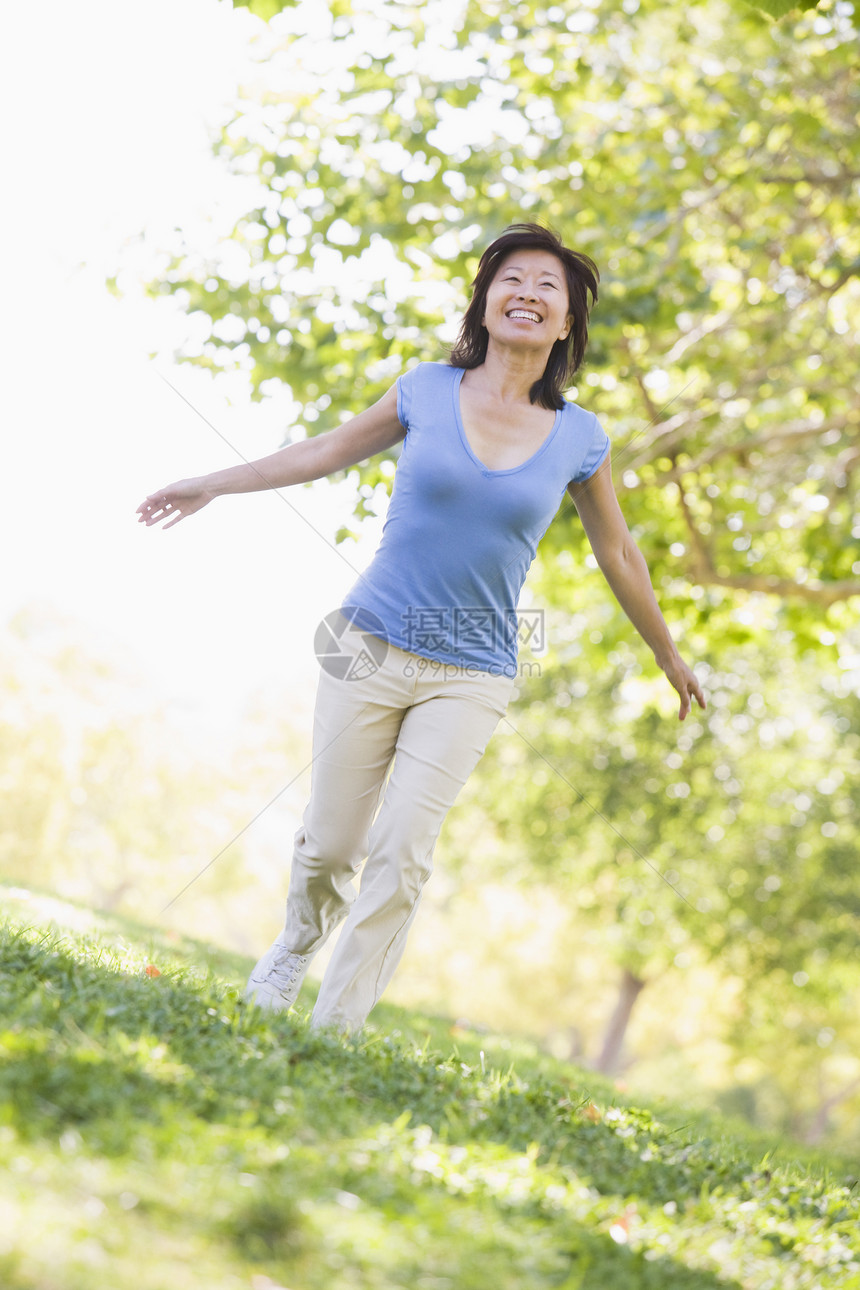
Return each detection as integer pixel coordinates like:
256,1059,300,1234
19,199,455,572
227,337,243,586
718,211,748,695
595,535,638,578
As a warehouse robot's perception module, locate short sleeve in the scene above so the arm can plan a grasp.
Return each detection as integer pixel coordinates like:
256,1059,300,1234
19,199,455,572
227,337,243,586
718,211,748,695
395,363,421,432
574,412,610,483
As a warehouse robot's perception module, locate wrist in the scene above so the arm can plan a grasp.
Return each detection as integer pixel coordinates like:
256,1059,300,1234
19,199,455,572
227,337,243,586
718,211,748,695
654,642,681,672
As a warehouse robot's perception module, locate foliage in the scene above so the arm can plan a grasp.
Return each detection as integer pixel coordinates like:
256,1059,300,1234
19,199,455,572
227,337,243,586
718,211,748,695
108,0,860,1180
743,0,830,19
231,0,854,36
2,886,858,1290
138,0,860,640
448,612,860,1137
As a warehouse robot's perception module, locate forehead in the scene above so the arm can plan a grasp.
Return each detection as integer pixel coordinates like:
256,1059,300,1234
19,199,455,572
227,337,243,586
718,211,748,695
494,248,565,280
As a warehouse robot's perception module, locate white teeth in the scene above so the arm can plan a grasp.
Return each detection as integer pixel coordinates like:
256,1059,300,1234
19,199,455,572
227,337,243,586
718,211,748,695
508,310,541,322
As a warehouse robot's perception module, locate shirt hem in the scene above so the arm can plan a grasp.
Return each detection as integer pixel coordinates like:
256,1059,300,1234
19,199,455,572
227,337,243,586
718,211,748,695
339,602,518,677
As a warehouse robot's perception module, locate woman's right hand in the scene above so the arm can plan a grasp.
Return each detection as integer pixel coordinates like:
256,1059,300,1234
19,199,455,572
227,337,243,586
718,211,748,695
136,477,216,529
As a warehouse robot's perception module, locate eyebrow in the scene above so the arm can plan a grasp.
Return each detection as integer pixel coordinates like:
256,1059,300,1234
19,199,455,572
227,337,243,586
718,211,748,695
503,264,562,280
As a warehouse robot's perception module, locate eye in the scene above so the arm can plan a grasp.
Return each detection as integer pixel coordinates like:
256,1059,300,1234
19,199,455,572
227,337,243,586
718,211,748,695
541,281,558,289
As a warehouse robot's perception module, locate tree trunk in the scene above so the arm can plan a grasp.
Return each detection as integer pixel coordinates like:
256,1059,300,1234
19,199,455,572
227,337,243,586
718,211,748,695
594,967,647,1075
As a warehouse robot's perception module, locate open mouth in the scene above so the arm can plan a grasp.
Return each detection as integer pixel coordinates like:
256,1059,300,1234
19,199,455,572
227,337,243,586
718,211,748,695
506,309,542,323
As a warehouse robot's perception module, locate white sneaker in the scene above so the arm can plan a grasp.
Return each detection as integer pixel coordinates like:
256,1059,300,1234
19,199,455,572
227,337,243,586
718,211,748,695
244,939,310,1013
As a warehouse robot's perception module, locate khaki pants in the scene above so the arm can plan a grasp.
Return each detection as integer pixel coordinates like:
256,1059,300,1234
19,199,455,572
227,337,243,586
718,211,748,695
282,615,515,1032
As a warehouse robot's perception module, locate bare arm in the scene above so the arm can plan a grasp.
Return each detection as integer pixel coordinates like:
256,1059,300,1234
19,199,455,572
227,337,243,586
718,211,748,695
568,457,706,721
137,384,405,528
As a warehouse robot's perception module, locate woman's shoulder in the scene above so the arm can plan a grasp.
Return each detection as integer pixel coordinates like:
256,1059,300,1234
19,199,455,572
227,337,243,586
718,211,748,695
559,396,611,481
559,391,595,420
560,395,608,436
399,360,458,383
396,361,458,427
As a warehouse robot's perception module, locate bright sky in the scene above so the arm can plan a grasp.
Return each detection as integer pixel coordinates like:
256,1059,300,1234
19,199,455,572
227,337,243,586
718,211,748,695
0,0,385,739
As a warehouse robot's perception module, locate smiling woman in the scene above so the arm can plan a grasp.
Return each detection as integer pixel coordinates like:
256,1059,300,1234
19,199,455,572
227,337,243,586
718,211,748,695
450,222,599,409
136,220,704,1037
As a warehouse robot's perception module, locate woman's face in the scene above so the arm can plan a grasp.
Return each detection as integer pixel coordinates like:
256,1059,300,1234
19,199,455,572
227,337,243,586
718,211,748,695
482,249,571,351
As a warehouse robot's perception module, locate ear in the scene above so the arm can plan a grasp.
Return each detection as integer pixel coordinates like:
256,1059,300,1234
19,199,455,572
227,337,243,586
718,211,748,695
559,314,572,341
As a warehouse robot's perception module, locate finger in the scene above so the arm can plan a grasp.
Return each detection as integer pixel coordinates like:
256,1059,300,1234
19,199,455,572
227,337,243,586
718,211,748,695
138,507,169,526
139,493,169,511
145,494,183,524
138,501,165,519
137,496,172,521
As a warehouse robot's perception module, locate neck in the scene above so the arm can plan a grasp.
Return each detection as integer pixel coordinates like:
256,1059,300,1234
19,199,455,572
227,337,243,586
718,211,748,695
469,340,551,402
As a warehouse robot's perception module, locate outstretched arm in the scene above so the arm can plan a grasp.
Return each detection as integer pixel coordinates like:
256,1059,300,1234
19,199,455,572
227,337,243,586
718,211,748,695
568,457,706,721
137,384,404,529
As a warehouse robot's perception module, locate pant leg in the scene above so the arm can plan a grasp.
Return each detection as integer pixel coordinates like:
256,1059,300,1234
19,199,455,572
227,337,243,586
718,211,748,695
281,657,408,955
311,665,514,1031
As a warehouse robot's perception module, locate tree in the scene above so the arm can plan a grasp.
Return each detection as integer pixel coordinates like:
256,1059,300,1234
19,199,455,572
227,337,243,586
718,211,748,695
132,0,860,644
446,611,860,1137
115,0,860,1141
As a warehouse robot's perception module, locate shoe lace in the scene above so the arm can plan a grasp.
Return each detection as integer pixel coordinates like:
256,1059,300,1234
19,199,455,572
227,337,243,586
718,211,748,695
266,948,307,985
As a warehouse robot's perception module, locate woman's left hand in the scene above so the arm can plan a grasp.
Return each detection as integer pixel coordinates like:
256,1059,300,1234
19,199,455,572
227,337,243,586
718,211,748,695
660,655,706,722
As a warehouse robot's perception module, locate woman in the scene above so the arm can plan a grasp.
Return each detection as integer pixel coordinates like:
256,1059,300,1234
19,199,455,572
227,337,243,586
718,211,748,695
137,222,705,1033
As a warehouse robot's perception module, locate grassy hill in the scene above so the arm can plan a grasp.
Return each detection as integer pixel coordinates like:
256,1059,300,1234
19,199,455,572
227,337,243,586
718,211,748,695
1,882,858,1290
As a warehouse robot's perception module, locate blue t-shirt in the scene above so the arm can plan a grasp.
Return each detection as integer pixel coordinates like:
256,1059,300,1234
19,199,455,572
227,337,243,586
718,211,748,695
341,361,610,675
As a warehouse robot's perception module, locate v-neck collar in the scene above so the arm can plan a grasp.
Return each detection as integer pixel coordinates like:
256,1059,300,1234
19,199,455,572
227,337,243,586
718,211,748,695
452,367,563,477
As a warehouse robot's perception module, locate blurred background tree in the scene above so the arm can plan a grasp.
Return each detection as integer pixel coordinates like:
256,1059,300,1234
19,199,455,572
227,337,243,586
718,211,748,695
445,618,860,1144
102,0,860,1148
146,0,860,641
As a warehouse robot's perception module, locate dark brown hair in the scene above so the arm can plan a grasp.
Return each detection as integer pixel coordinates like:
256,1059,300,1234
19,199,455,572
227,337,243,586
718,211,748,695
449,222,599,410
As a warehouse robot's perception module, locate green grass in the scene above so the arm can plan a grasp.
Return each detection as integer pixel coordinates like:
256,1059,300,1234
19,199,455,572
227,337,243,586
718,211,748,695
1,884,858,1290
